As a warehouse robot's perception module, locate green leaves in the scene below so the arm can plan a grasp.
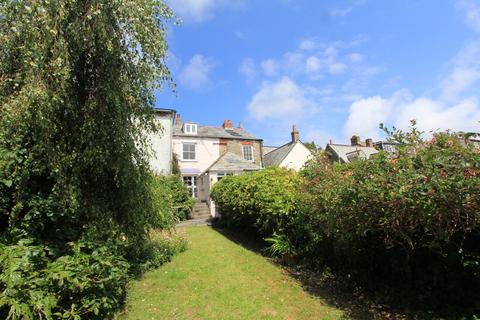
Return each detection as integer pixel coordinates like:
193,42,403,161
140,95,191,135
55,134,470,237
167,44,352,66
210,167,302,235
1,0,176,318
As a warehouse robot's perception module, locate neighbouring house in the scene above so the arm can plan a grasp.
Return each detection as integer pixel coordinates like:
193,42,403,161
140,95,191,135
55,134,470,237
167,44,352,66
262,145,278,156
458,132,480,148
148,108,176,174
374,140,399,155
264,125,313,171
173,115,263,217
326,135,379,163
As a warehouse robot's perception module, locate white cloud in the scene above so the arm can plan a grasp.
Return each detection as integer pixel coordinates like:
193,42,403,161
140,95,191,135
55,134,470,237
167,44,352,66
179,54,215,91
344,96,392,140
347,53,363,63
283,52,306,73
299,39,316,50
239,58,256,82
247,77,316,120
167,0,245,23
441,41,480,101
457,0,480,32
306,56,322,73
344,89,480,140
329,62,347,75
260,42,359,78
261,59,278,77
330,7,354,17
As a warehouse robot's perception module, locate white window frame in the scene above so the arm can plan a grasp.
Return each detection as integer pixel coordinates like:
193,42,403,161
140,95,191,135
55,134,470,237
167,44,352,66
182,143,197,161
242,145,254,162
183,123,197,135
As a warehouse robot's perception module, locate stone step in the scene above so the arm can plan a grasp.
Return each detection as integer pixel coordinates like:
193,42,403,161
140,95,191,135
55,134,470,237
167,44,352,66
192,214,210,218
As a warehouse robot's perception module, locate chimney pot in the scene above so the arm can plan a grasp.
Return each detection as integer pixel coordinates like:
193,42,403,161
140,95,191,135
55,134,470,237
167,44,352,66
329,138,333,145
291,124,299,142
223,119,233,129
365,138,374,148
176,114,182,129
351,135,361,146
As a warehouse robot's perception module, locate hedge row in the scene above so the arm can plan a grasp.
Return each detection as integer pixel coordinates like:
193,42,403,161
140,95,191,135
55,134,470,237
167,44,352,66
210,167,301,235
211,129,480,313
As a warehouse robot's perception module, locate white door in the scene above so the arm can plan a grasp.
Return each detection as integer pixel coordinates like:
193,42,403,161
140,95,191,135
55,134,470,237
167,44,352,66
183,176,198,198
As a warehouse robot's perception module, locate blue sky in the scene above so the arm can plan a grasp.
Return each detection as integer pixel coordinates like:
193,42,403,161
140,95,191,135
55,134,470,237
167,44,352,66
156,0,480,146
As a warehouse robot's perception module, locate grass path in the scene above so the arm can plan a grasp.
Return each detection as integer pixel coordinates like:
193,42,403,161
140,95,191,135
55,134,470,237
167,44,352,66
120,226,343,320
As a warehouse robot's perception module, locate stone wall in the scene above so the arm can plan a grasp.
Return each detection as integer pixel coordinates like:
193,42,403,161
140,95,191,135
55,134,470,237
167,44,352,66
219,139,263,167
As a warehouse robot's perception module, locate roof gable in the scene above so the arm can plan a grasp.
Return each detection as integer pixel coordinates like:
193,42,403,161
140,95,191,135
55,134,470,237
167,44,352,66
205,152,261,173
264,140,312,167
327,144,378,163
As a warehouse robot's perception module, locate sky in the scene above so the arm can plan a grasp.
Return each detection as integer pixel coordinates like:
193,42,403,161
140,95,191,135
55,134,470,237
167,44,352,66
156,0,480,147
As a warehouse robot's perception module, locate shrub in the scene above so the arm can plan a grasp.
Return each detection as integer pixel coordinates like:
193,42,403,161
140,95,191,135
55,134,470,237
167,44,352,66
297,126,480,310
0,239,129,320
151,175,195,223
210,167,302,235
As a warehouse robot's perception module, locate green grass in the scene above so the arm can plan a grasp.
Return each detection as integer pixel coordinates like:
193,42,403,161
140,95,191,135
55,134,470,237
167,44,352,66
119,226,343,320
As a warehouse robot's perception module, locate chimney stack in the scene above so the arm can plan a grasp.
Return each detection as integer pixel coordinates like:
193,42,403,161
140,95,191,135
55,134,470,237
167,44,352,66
238,122,244,129
223,119,233,129
329,138,333,145
176,114,182,129
351,135,361,146
291,124,299,142
365,138,374,148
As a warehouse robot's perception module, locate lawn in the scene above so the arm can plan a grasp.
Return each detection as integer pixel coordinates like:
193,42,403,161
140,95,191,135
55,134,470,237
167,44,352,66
119,225,343,320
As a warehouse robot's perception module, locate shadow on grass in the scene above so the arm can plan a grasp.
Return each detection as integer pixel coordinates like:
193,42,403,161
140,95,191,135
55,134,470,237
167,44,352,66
211,224,478,320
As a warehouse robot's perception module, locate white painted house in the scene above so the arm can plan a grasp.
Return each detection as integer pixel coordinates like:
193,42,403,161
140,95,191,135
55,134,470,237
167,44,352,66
172,115,263,217
264,125,313,171
148,108,176,174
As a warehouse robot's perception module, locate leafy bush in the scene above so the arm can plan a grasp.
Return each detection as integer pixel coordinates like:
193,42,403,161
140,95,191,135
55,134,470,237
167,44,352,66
210,167,302,235
212,124,480,314
151,175,195,223
0,239,129,320
297,125,480,311
0,0,178,318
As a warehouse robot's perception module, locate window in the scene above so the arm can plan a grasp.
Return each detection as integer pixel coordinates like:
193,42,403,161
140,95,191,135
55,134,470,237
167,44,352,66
182,143,196,161
217,172,233,181
383,144,396,154
183,123,197,135
346,150,366,162
242,145,254,161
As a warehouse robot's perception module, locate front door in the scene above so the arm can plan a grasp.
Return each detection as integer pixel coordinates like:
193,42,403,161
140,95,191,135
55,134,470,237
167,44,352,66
183,175,198,198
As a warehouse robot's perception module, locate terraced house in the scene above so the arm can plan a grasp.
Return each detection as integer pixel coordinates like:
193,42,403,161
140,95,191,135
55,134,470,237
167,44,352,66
172,115,263,217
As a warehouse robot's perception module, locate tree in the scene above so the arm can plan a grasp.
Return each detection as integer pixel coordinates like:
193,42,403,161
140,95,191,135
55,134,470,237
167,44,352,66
304,141,320,153
0,0,174,318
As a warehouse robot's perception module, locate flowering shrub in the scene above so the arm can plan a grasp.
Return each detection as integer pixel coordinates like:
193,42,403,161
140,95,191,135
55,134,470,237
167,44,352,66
212,124,480,312
298,127,480,310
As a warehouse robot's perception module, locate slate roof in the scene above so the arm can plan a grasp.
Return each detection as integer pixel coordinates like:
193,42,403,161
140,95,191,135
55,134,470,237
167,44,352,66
204,152,262,173
262,146,278,156
326,144,379,163
264,141,298,167
174,125,261,141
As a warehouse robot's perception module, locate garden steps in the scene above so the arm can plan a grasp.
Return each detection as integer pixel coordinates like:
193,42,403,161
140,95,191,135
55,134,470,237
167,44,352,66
191,202,211,219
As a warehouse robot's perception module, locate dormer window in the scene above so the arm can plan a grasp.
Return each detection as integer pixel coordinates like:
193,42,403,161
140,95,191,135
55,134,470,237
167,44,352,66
183,123,197,135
